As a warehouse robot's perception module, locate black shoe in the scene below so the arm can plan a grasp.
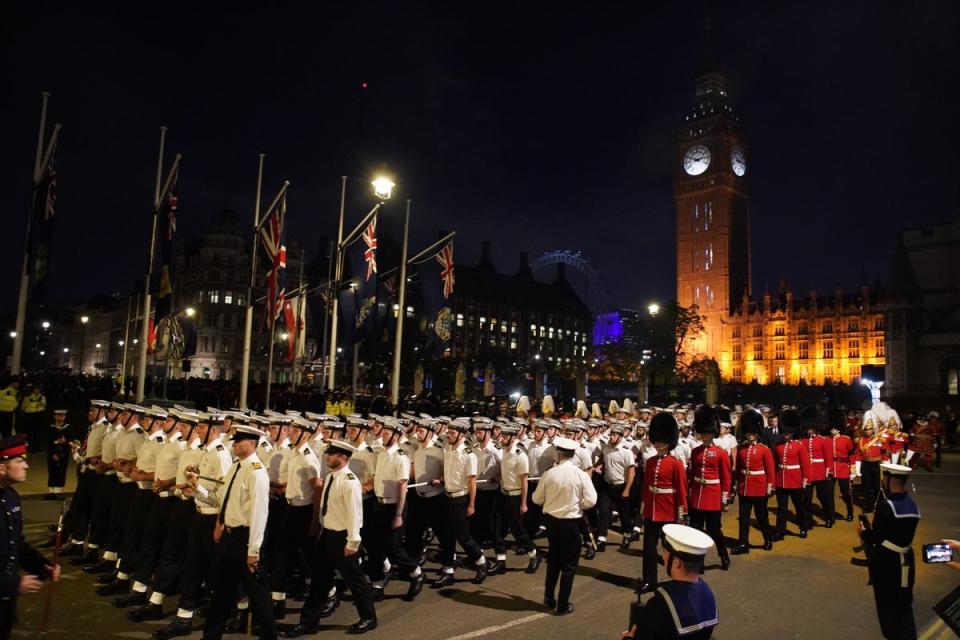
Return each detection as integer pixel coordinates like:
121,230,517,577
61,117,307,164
371,587,384,602
72,549,99,566
96,579,129,596
404,576,423,601
225,609,249,634
490,559,507,575
430,573,455,589
730,545,749,555
84,559,115,574
556,602,575,615
152,617,194,640
799,530,808,539
525,555,541,574
845,514,853,522
544,596,557,610
763,540,773,551
596,540,606,552
273,599,286,620
825,520,834,529
472,561,487,585
770,532,784,542
128,603,165,622
720,555,731,570
584,547,596,560
636,582,656,595
620,537,631,550
347,618,377,634
317,598,339,618
113,591,148,608
285,620,320,638
96,572,118,585
60,544,83,558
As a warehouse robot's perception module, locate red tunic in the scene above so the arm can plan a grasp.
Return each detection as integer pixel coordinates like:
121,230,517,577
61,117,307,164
774,440,810,489
736,443,775,497
688,444,732,511
800,435,829,482
859,436,884,462
826,434,855,479
642,454,688,522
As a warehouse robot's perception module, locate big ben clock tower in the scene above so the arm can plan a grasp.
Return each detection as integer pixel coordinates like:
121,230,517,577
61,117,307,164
675,70,751,360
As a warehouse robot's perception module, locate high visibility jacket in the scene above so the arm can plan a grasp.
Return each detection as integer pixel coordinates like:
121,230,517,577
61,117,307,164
337,399,355,416
0,388,18,413
21,393,46,414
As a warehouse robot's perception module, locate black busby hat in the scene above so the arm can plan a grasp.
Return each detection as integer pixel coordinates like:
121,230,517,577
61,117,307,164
826,408,845,433
800,406,823,435
739,409,764,436
779,409,801,437
649,413,679,450
693,405,720,437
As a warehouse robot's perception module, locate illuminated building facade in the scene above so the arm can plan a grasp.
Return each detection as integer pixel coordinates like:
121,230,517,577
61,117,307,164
674,70,886,384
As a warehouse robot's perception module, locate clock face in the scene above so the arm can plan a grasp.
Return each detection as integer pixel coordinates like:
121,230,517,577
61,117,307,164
683,145,711,176
730,144,747,177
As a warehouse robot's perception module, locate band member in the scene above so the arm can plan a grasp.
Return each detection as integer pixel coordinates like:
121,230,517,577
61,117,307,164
731,410,775,554
688,406,732,570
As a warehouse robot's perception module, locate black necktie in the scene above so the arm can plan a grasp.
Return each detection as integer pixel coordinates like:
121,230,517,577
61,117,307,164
218,462,241,525
320,475,335,519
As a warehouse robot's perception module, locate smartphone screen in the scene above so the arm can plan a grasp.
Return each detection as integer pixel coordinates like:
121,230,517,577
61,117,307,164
923,543,955,564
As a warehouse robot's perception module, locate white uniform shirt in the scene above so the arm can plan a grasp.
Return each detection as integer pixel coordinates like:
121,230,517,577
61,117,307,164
196,453,269,557
101,423,123,471
116,422,147,483
572,443,594,472
195,437,233,513
500,443,530,492
348,441,378,487
527,440,556,479
84,418,109,460
175,438,205,499
532,458,598,519
474,440,502,489
602,441,636,485
412,439,444,498
268,441,294,486
320,465,363,550
715,434,738,459
373,443,410,503
154,433,186,494
443,441,478,494
285,441,322,507
134,430,166,489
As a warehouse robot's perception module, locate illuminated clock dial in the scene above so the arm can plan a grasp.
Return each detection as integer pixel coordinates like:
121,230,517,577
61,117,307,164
683,145,711,176
730,144,747,176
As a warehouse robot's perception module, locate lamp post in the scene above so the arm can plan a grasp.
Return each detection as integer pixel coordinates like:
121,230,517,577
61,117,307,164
79,315,89,375
647,303,660,404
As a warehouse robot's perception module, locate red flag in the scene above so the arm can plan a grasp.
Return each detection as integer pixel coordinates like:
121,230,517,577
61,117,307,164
283,298,297,362
147,318,157,354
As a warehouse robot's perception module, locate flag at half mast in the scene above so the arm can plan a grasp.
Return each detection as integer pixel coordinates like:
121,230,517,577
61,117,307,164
154,164,180,321
259,192,287,326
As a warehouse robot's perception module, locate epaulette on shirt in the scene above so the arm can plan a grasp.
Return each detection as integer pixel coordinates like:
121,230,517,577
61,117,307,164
397,448,407,455
135,427,144,433
251,462,263,470
303,447,312,457
346,473,356,480
216,444,225,451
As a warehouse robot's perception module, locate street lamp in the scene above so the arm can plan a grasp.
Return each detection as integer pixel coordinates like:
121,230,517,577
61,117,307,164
8,331,15,339
41,321,50,330
648,302,660,404
79,315,90,375
185,307,195,317
372,176,395,201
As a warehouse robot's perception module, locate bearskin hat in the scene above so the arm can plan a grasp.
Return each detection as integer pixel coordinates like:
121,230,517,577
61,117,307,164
693,405,721,436
649,413,679,450
739,409,765,436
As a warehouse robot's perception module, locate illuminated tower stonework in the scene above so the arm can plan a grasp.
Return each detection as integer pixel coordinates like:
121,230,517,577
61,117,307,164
674,71,750,360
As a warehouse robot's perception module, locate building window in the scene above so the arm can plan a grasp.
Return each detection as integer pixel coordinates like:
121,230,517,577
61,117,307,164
848,321,859,332
456,314,464,327
798,323,809,335
224,290,233,305
776,366,786,383
850,364,861,379
800,366,809,382
874,318,884,331
208,289,219,304
824,341,834,359
799,341,809,360
500,322,507,334
732,366,743,382
875,338,885,357
510,339,517,350
775,343,785,360
753,325,763,337
237,292,246,306
733,344,742,361
774,325,785,337
732,326,741,339
199,290,206,303
947,367,959,396
825,365,834,382
753,342,763,360
822,322,833,334
849,339,860,358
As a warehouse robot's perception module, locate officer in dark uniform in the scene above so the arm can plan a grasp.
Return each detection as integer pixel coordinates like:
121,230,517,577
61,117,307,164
46,409,71,500
0,434,61,640
859,462,920,639
624,524,719,639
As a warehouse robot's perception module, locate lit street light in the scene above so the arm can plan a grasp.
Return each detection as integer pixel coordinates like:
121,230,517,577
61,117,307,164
185,307,196,317
41,321,50,329
372,176,395,201
8,331,16,339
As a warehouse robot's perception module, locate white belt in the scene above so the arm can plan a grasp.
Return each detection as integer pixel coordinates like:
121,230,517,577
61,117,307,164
446,489,468,498
137,481,153,490
695,478,720,485
197,506,219,515
287,499,313,507
881,540,910,555
648,486,675,494
105,470,117,476
501,487,522,496
746,470,766,475
158,491,175,498
118,477,135,484
881,540,912,587
376,497,397,505
779,464,800,470
810,458,825,463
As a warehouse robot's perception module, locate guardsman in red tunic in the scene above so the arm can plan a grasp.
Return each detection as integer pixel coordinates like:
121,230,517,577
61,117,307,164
799,407,832,528
772,409,811,540
730,410,775,555
638,414,687,594
687,406,732,570
825,409,855,522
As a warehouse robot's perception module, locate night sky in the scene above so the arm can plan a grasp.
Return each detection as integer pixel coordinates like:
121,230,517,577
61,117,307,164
1,1,958,314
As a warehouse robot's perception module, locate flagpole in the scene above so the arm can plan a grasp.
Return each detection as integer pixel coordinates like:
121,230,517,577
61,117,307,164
265,299,277,409
12,92,53,376
119,295,133,391
239,154,265,410
295,248,306,385
320,239,333,389
327,176,347,391
389,199,411,413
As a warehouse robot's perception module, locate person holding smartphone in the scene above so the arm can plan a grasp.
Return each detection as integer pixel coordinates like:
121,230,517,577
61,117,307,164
858,462,920,639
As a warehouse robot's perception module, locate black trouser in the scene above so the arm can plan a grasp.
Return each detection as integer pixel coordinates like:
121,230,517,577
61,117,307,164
301,529,376,625
404,493,450,563
804,479,832,524
828,477,854,519
132,495,177,587
523,481,543,539
689,509,727,559
596,482,634,540
151,499,194,595
359,495,377,578
439,495,484,564
118,489,157,575
470,488,499,548
861,461,882,513
737,495,770,546
62,468,97,542
89,474,117,547
107,481,136,553
269,504,315,594
0,412,13,439
543,514,581,608
497,492,534,554
263,497,287,576
872,581,916,639
775,487,808,534
177,512,218,611
368,501,418,582
0,596,15,640
46,453,68,488
642,519,667,587
201,527,276,640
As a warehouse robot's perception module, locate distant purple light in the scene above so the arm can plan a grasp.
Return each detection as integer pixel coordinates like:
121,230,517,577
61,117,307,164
593,311,623,345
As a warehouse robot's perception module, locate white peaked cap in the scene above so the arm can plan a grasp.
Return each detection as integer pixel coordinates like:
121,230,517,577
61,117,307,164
662,524,714,556
880,462,912,476
608,400,621,415
553,436,578,452
516,395,531,414
591,403,603,419
575,400,589,419
541,395,555,416
623,398,636,414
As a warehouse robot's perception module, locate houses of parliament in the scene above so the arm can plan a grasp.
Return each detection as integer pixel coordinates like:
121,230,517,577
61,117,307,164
674,69,886,385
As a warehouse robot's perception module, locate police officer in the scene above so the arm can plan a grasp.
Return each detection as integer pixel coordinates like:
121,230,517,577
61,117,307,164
0,434,61,640
19,384,46,450
532,436,596,614
624,524,719,639
859,462,920,639
0,378,19,440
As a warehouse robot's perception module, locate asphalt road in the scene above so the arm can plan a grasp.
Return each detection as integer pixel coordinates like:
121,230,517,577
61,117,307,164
11,454,960,640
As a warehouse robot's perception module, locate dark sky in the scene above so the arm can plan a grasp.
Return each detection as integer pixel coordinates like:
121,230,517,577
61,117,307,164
1,1,958,314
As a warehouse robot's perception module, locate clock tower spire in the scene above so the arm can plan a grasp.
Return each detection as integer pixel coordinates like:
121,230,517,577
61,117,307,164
674,64,751,361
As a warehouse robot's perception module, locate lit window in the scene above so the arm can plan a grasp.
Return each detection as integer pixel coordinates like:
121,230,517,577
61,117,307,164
776,366,786,383
948,368,959,396
753,342,763,360
851,364,861,379
705,201,713,230
799,342,809,360
825,365,834,382
824,341,834,359
733,344,742,361
692,204,700,233
875,338,885,357
510,339,517,350
237,293,246,306
548,327,554,340
224,290,233,305
456,313,464,327
775,325,785,337
849,339,860,358
209,289,220,304
500,323,507,334
775,343,785,360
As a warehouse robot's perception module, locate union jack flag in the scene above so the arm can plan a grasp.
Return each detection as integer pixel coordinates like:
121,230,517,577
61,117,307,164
259,193,287,322
436,242,455,299
362,216,378,281
43,168,57,221
166,193,178,240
